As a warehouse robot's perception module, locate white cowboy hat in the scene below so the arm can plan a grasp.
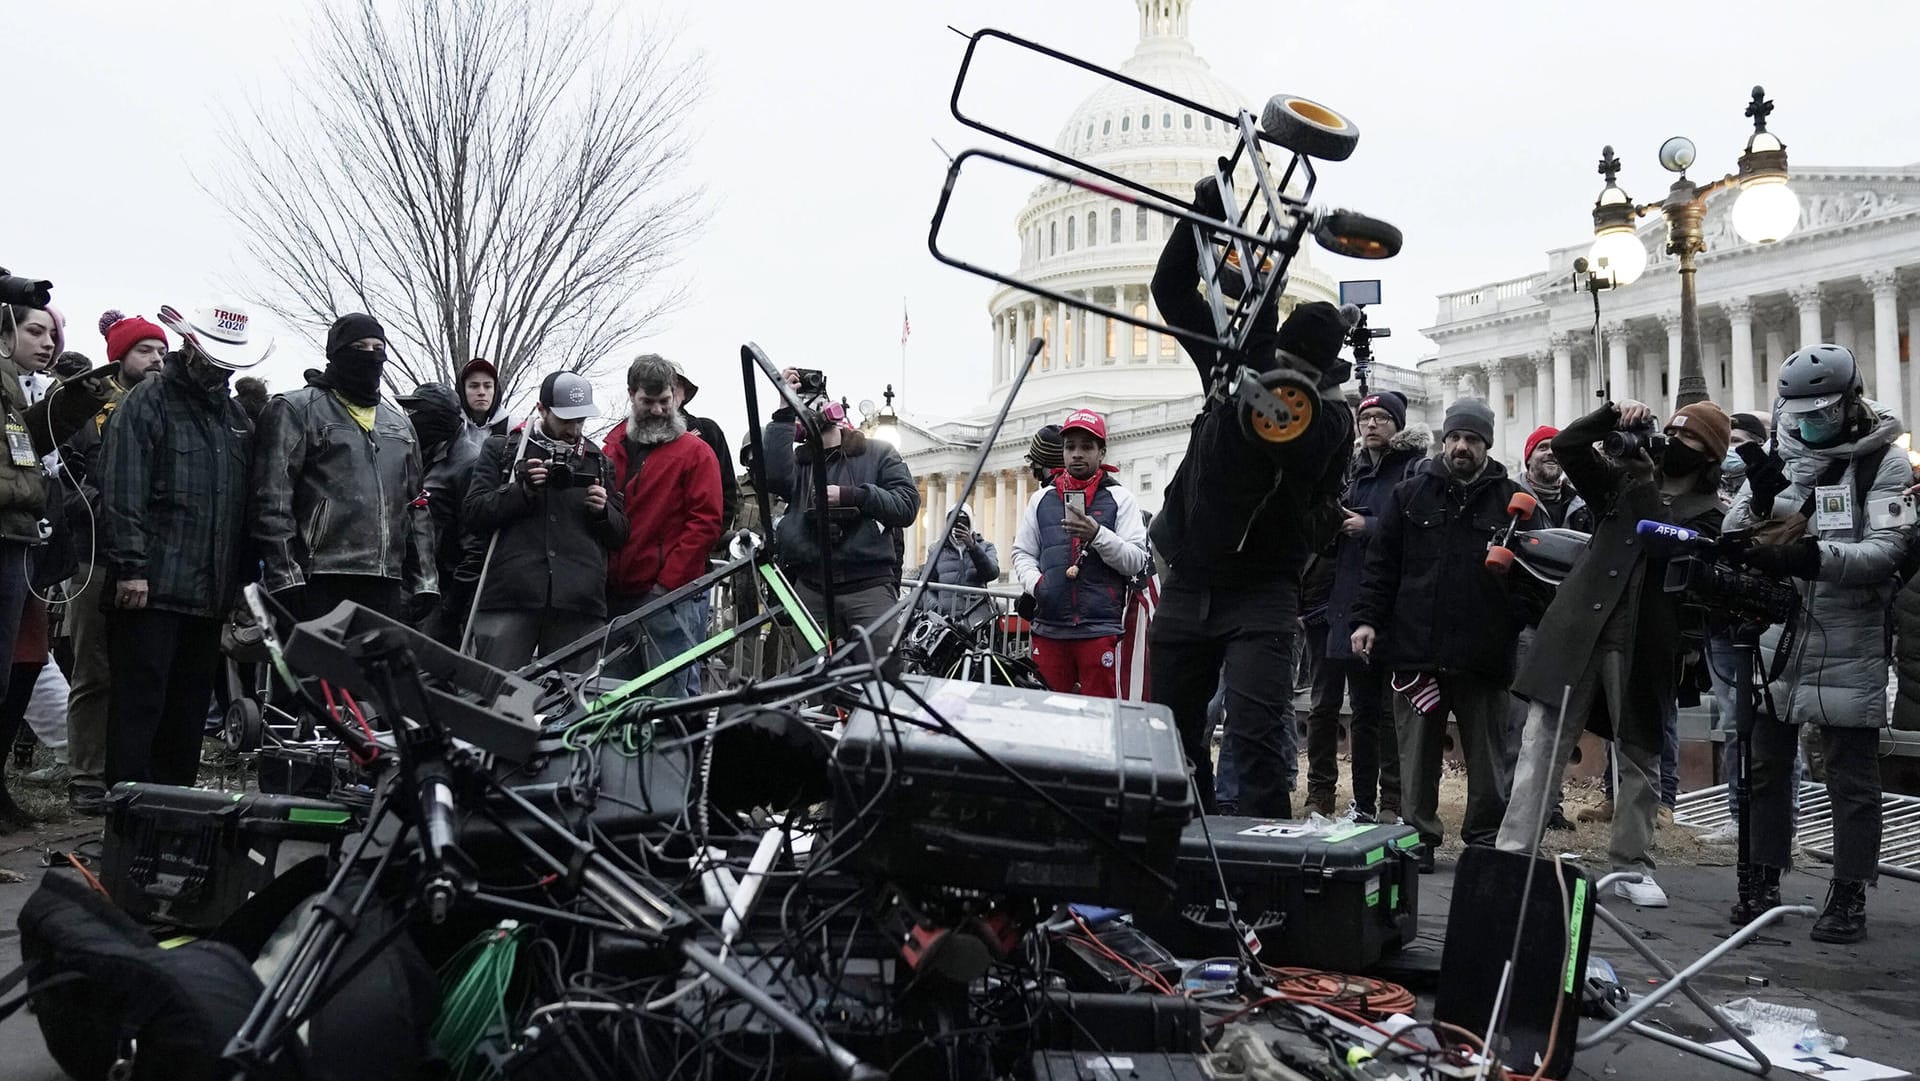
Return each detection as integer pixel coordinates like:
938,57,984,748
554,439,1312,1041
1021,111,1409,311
157,301,275,370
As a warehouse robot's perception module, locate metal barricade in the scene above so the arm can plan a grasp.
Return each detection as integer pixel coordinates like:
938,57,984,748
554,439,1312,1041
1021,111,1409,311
912,581,1033,661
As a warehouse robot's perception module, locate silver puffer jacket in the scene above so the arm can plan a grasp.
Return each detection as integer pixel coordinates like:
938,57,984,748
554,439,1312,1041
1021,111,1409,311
1724,401,1913,729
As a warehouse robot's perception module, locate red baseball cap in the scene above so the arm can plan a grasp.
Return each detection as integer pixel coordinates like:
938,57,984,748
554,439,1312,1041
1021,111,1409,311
1061,408,1107,443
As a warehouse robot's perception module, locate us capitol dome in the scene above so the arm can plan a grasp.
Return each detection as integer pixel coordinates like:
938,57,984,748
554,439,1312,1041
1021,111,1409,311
899,0,1339,567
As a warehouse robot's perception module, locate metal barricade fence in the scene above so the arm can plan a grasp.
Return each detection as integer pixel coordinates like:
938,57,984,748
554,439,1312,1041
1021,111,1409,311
909,581,1034,661
678,572,1034,686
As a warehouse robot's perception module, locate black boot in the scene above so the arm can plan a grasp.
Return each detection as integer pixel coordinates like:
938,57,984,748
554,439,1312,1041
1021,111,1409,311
1730,865,1782,926
1810,880,1867,944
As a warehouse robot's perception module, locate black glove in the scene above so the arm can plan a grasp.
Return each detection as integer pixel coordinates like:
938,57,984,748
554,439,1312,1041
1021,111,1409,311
1743,538,1821,580
1191,157,1232,220
1739,443,1789,516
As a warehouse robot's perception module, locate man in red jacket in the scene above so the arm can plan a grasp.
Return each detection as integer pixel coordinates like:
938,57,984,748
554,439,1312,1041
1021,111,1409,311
602,354,723,691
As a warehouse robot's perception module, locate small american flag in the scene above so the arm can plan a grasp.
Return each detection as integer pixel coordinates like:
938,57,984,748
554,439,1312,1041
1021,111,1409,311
1117,572,1158,701
900,304,911,346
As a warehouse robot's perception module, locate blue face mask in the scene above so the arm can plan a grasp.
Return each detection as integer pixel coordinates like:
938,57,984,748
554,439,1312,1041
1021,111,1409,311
1798,414,1843,444
1722,450,1747,476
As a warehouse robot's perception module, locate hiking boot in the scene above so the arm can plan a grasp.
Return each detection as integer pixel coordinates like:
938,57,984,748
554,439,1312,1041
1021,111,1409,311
1306,792,1337,818
68,785,109,817
1415,845,1437,875
1810,880,1867,944
1656,805,1676,829
23,762,70,787
1730,865,1782,925
1545,808,1575,832
1577,800,1614,824
1214,800,1240,817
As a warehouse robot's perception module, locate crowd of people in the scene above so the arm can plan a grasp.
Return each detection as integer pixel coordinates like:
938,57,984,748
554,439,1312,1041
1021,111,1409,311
1,245,1908,953
0,301,738,823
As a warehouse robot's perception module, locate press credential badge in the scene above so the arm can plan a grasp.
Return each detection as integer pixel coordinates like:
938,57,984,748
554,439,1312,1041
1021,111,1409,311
5,422,33,468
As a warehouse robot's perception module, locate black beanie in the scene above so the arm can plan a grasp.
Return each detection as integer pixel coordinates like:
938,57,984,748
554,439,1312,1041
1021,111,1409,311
1356,390,1408,431
1276,301,1348,370
325,313,386,358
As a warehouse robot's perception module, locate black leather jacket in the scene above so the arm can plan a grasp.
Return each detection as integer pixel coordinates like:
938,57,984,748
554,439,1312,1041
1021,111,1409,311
251,373,437,596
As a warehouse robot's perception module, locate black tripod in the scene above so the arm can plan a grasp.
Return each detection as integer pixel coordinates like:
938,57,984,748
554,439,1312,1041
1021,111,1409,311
222,624,883,1081
1724,618,1773,924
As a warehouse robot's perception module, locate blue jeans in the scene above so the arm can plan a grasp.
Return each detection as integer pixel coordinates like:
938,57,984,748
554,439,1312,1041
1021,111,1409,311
676,593,714,695
605,593,699,697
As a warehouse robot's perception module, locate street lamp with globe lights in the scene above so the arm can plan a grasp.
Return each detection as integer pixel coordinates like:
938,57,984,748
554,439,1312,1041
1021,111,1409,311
860,384,900,445
1586,86,1800,407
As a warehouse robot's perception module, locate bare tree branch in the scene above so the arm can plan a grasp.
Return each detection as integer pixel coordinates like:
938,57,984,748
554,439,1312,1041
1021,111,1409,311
207,0,706,400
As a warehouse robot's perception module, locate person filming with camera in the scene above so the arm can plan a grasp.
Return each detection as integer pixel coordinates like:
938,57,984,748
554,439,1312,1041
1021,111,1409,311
1496,397,1732,908
1721,344,1909,943
464,371,628,671
761,366,920,645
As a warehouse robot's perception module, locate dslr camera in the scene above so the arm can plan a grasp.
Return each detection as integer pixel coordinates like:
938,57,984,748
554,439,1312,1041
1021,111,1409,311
0,267,53,308
794,368,828,404
524,447,604,490
1602,420,1666,460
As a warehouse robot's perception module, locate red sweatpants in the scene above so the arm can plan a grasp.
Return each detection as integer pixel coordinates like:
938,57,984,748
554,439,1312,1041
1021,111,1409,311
1030,634,1121,698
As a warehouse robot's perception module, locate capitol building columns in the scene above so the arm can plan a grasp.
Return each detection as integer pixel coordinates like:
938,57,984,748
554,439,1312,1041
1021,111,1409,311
1866,270,1902,405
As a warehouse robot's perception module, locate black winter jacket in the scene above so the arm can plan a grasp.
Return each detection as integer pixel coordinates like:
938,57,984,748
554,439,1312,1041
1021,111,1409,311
1350,458,1540,680
761,421,919,587
1145,204,1353,585
99,354,254,618
251,374,437,596
1324,426,1431,661
464,430,628,618
1510,403,1724,750
684,409,740,538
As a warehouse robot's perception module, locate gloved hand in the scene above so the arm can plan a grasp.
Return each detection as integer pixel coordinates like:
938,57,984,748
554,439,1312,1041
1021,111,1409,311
1739,443,1789,516
1191,157,1232,220
1742,538,1821,580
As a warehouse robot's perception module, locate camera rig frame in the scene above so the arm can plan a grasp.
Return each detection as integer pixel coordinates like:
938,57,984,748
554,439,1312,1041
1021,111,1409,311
927,27,1399,364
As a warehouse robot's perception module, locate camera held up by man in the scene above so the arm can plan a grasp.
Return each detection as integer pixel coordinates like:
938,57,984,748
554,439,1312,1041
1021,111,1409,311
1496,396,1734,909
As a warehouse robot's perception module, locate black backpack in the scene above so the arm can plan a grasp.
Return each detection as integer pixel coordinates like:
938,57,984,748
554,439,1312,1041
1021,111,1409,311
0,870,297,1081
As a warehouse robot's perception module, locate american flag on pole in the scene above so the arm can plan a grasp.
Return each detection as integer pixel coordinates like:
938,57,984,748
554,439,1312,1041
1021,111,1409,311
900,303,911,346
1116,571,1159,701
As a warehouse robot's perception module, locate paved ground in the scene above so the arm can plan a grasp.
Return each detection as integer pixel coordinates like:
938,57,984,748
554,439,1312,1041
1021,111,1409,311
0,819,1912,1079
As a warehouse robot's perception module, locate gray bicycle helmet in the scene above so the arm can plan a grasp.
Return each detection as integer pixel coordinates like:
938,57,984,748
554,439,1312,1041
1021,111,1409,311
1776,343,1861,414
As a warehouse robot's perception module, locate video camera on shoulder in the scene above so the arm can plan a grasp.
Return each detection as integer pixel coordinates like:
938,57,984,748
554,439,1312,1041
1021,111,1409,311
1602,420,1665,459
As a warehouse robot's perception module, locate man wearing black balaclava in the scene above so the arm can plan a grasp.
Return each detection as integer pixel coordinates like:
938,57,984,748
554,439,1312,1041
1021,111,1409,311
252,313,438,620
1147,170,1356,819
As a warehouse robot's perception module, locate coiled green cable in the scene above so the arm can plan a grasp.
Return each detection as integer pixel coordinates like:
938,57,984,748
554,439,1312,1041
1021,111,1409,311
432,920,527,1080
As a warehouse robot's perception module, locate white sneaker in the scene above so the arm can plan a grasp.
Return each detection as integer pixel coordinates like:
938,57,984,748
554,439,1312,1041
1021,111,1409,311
1613,876,1669,908
1696,823,1740,846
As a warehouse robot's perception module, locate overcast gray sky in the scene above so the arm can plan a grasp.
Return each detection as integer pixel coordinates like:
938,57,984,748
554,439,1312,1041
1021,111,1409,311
14,1,1920,446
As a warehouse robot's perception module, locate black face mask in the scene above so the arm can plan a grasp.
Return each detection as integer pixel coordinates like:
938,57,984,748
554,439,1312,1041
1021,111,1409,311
325,346,386,407
1660,440,1709,477
184,351,232,393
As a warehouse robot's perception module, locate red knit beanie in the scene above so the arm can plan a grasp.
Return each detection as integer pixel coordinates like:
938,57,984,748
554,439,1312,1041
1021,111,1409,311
1523,425,1559,464
99,310,168,363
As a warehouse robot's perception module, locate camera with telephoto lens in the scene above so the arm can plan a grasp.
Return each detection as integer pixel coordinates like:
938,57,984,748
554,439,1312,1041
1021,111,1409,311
0,268,53,308
1602,420,1667,460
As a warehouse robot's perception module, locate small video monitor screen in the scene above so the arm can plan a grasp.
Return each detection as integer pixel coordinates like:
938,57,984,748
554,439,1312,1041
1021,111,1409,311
1339,279,1382,307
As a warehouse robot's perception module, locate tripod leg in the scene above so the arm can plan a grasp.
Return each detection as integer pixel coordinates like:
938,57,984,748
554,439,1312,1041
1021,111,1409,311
1730,632,1763,925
